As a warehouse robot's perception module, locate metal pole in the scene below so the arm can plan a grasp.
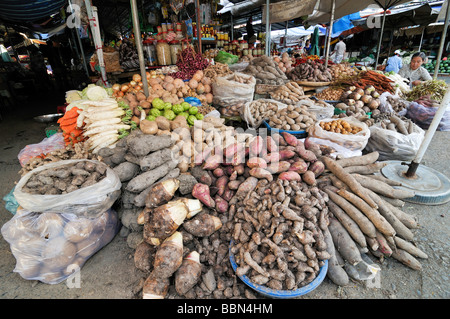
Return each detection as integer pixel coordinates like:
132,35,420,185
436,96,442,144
195,0,202,54
130,0,149,97
375,9,387,69
324,0,335,68
418,27,425,52
68,0,90,79
231,14,234,41
405,88,450,177
284,20,288,49
265,0,270,56
433,0,450,79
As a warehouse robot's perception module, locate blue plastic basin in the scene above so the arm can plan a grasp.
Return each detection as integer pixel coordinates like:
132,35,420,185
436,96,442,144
229,242,328,299
262,121,308,139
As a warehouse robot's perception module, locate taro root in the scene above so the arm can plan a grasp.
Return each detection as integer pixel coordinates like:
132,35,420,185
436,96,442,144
145,178,180,208
174,251,202,295
152,231,183,278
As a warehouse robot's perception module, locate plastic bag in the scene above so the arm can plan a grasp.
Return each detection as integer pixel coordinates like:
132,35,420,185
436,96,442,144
212,72,256,108
214,51,239,65
241,98,288,129
14,159,121,219
365,121,425,161
298,98,334,121
229,62,249,72
308,117,371,151
405,101,450,131
378,92,410,114
302,137,362,159
18,133,66,167
0,207,119,284
3,186,19,215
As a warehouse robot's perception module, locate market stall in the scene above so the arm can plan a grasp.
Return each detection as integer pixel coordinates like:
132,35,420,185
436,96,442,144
1,0,450,301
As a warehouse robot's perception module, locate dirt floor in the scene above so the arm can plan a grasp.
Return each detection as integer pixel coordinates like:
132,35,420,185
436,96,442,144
0,89,449,301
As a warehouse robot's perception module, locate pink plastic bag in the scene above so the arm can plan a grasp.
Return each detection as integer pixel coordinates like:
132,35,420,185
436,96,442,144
18,133,66,167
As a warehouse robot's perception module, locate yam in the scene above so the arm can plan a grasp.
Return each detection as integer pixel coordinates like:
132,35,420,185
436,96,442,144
126,160,177,193
328,217,362,266
127,134,174,157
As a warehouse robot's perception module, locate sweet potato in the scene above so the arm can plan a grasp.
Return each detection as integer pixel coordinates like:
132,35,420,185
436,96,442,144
309,160,325,177
234,176,258,201
247,157,268,169
249,136,264,157
295,146,317,162
302,170,316,186
266,161,291,174
288,159,309,174
215,195,229,213
322,157,378,209
328,217,362,266
264,152,282,163
192,183,215,208
375,231,393,256
278,171,301,181
182,212,222,237
249,168,273,182
266,136,278,153
281,132,298,146
279,149,296,160
215,176,229,197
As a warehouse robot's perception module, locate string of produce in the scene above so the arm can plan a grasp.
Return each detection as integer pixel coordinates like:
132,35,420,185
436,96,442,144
171,46,210,80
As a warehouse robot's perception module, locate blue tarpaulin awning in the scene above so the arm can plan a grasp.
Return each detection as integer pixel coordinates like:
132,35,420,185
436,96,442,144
0,0,67,22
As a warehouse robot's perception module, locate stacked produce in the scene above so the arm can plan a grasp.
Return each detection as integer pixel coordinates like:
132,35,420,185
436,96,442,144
269,81,305,104
20,160,108,195
405,79,448,103
203,62,233,81
384,95,409,113
374,113,417,136
383,71,410,95
266,104,317,131
170,46,210,81
243,55,288,85
273,52,294,73
288,60,333,82
18,141,100,176
314,87,345,101
317,153,427,286
318,119,363,135
329,63,357,81
57,107,86,146
76,98,132,153
335,85,382,119
111,73,149,97
337,70,394,94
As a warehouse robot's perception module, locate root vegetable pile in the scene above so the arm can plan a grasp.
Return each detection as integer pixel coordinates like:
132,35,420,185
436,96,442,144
269,81,305,104
338,70,394,94
171,47,210,81
273,52,294,73
288,60,333,82
329,63,358,81
57,107,86,146
203,62,233,81
319,119,362,135
374,113,418,136
316,153,426,285
21,160,108,195
314,87,345,101
244,55,288,85
267,104,317,131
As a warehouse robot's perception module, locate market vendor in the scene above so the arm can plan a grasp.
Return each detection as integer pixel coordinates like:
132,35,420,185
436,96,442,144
398,52,432,87
385,50,403,73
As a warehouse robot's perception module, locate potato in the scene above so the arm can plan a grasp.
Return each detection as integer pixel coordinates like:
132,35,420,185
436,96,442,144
41,236,77,271
140,120,158,135
155,116,171,131
63,218,94,243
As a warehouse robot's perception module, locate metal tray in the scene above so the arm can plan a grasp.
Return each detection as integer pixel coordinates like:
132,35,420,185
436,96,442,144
33,113,64,123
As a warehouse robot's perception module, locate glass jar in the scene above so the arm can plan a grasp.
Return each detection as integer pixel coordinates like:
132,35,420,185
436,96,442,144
243,49,249,56
162,31,167,40
243,41,248,49
239,40,245,51
161,23,167,33
157,26,162,33
143,39,157,66
169,40,182,65
224,43,229,52
253,48,258,57
156,40,171,65
176,23,182,32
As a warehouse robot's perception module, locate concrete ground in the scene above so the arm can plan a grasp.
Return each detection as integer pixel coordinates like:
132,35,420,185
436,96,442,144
0,85,448,300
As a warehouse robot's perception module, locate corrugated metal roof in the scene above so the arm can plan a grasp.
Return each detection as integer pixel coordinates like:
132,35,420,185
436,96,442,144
0,0,67,22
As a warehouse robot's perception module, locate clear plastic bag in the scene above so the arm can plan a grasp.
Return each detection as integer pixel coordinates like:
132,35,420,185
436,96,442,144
308,117,371,151
241,98,288,129
405,101,450,131
212,72,256,107
378,92,410,114
365,121,425,161
18,133,66,167
298,98,334,121
14,159,121,219
0,207,119,284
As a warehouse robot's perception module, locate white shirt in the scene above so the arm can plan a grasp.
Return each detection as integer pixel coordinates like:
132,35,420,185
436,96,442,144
334,41,346,56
